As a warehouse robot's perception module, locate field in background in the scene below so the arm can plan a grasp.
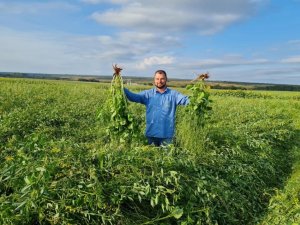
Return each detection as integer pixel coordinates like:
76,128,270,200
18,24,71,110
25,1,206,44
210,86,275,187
1,71,300,91
0,77,299,224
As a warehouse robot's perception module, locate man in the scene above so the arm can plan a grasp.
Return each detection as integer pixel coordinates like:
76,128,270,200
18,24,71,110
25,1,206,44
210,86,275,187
124,70,189,146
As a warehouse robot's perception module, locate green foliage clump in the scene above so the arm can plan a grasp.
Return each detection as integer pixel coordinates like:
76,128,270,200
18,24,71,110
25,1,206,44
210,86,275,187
185,74,212,127
97,65,143,146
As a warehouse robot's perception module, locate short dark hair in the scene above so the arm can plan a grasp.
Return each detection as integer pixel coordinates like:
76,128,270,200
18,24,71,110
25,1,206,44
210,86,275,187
154,70,167,80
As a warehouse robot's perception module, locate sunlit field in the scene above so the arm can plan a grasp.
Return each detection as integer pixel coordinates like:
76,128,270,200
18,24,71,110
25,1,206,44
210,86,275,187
1,77,299,224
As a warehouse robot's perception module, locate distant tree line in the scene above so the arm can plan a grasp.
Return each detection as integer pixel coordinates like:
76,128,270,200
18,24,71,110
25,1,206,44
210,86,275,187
1,72,300,91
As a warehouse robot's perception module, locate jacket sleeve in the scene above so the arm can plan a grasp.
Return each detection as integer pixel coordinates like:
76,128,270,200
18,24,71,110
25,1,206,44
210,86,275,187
124,88,146,104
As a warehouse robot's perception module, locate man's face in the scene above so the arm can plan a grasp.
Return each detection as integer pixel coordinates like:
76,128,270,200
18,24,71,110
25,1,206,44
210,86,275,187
154,73,167,90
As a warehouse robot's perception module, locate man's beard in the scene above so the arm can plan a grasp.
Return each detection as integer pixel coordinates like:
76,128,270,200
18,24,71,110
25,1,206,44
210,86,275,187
155,83,166,89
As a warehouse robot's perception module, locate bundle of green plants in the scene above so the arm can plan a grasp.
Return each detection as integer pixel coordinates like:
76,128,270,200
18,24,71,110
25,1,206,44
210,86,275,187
97,65,142,146
185,73,212,127
175,73,212,149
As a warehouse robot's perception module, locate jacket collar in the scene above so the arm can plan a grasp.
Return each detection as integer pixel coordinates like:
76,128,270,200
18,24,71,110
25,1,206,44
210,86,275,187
154,87,169,94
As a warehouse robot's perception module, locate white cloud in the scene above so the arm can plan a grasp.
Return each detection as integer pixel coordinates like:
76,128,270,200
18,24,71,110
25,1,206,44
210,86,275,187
0,2,78,14
178,56,269,71
136,56,175,70
81,0,104,4
73,31,180,62
0,27,86,74
81,0,129,4
90,0,267,34
287,40,300,48
0,26,178,75
281,56,300,63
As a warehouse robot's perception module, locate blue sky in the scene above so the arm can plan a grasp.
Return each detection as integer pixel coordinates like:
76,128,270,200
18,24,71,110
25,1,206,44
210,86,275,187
0,0,300,84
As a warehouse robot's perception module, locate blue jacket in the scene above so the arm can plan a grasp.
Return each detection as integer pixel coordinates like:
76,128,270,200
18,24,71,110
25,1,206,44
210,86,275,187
124,87,189,138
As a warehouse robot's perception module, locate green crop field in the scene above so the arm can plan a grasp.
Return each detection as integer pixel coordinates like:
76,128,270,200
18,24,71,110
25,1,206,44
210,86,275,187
0,77,299,225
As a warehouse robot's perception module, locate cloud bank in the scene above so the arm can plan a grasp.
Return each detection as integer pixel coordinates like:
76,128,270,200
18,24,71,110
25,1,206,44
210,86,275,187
1,0,300,84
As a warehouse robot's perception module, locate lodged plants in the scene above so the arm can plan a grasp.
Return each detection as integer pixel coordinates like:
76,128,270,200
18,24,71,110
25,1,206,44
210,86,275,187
0,77,299,224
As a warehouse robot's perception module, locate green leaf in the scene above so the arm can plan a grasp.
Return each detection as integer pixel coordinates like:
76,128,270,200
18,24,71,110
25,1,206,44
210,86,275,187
36,167,46,172
172,208,183,219
24,176,31,185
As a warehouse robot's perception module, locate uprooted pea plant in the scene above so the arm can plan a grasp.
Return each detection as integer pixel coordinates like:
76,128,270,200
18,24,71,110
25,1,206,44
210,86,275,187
97,64,142,146
185,73,212,127
176,73,212,149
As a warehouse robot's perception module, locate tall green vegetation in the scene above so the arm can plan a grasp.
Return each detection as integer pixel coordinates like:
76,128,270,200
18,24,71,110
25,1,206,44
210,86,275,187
0,77,299,224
